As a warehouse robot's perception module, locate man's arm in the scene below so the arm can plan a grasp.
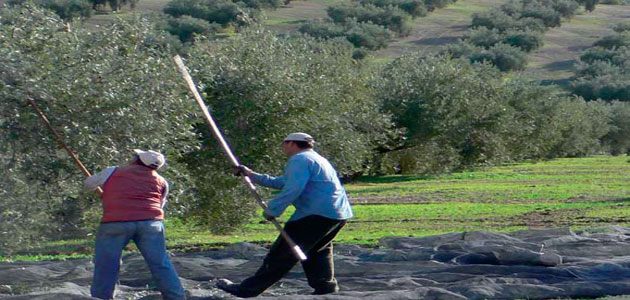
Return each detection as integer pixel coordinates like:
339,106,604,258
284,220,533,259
250,172,286,189
83,167,116,192
266,158,310,217
237,165,286,189
161,181,170,209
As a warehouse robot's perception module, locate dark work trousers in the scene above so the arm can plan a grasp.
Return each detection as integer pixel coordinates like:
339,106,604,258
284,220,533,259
236,215,347,298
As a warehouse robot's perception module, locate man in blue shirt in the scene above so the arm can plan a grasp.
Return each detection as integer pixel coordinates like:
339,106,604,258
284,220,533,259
217,132,353,298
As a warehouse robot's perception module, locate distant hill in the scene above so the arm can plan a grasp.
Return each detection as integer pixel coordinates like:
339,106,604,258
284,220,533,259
523,4,630,86
89,0,630,85
265,0,630,85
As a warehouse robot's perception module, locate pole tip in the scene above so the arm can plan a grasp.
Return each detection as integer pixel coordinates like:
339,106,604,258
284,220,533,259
293,245,308,261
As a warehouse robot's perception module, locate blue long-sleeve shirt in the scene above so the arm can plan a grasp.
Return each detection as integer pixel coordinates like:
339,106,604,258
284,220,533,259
250,149,353,222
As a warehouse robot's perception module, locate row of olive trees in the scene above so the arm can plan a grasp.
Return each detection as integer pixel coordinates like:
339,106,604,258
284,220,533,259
570,22,630,101
161,0,285,42
444,0,587,72
298,0,457,57
6,0,139,21
373,55,613,174
0,5,392,254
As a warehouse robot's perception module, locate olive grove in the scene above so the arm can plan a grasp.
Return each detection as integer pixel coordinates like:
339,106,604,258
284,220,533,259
1,3,628,255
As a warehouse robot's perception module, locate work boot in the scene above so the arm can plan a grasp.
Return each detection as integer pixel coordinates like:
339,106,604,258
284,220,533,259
216,278,241,296
312,282,339,295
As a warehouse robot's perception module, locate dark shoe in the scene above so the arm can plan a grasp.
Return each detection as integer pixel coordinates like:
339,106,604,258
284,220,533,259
312,285,339,295
216,278,241,296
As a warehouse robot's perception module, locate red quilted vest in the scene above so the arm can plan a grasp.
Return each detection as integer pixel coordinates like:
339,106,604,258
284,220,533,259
100,164,166,223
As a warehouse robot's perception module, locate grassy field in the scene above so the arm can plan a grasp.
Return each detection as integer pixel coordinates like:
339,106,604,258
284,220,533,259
6,155,630,262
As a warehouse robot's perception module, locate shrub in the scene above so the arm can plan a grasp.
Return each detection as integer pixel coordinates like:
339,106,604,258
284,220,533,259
513,17,546,32
327,4,412,35
471,10,516,32
298,21,346,39
499,1,523,16
612,22,630,33
401,0,427,17
166,15,221,42
579,0,598,12
521,2,562,27
299,21,392,50
358,0,427,17
163,0,249,27
441,41,484,58
352,48,369,59
571,75,630,101
464,27,502,49
344,21,392,50
593,33,630,49
37,0,92,20
579,46,618,64
574,60,620,78
552,0,579,18
503,29,543,52
423,0,452,11
470,43,527,71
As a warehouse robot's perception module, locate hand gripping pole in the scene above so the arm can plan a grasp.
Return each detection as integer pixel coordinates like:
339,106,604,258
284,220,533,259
173,55,307,261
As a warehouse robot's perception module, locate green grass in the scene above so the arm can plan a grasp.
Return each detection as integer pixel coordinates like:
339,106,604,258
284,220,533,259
5,155,630,262
348,156,630,201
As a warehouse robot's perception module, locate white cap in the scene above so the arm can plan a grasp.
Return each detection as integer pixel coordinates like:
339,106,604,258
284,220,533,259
133,149,165,169
283,132,315,143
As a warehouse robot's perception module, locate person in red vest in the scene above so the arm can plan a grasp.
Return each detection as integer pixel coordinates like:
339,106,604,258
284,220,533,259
84,149,186,300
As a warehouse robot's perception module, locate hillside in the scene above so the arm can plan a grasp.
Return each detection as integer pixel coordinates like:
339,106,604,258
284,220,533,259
523,4,630,85
76,0,630,87
264,0,630,84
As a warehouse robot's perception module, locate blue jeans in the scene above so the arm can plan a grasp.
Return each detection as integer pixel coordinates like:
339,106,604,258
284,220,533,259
91,220,186,300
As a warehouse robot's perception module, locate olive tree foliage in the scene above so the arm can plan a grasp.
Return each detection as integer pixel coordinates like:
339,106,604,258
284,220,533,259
602,101,630,155
570,33,630,101
612,22,630,33
371,54,609,174
503,81,609,158
454,0,585,72
177,28,395,223
0,6,201,254
7,0,92,20
372,56,518,174
163,0,257,28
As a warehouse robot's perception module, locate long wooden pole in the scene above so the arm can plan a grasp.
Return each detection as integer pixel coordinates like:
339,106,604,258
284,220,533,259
173,55,307,261
26,96,103,195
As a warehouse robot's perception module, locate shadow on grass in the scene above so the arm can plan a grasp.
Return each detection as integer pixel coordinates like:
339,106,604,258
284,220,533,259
542,59,575,71
540,78,572,88
411,36,460,46
352,174,435,184
590,197,630,205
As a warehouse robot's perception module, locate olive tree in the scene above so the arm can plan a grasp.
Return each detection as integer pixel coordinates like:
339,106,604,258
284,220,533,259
0,6,200,253
373,55,518,173
179,28,395,223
